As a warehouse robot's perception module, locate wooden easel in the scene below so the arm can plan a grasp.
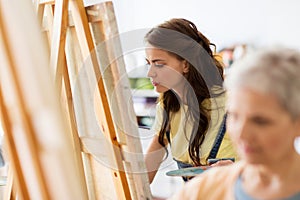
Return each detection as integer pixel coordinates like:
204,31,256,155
0,0,88,199
37,0,152,199
1,0,151,199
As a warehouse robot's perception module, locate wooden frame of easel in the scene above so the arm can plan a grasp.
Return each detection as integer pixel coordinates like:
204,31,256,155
0,0,151,199
0,0,88,199
38,1,152,198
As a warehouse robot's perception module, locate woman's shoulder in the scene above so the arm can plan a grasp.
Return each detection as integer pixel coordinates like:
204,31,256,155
202,93,226,111
168,161,245,200
196,161,243,184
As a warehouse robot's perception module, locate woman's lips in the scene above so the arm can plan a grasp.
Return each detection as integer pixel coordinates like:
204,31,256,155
240,143,257,154
152,81,159,86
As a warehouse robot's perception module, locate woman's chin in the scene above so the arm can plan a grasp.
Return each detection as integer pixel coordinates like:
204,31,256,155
155,85,169,93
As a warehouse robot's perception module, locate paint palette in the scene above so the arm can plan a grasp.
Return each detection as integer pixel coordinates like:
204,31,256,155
166,166,210,177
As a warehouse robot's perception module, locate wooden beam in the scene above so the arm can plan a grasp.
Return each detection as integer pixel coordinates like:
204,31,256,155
69,1,132,199
0,84,30,200
0,7,51,199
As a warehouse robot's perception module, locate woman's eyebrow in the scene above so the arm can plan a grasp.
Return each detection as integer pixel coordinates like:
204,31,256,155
145,58,165,63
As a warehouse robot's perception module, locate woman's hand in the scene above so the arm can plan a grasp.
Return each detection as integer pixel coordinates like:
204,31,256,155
209,159,234,167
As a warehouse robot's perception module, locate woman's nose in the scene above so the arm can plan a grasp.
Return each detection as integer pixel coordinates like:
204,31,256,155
236,120,253,141
147,65,156,78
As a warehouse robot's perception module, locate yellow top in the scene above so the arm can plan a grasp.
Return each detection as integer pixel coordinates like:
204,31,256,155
152,92,238,165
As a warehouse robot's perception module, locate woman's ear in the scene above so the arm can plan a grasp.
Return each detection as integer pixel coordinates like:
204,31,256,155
183,60,189,73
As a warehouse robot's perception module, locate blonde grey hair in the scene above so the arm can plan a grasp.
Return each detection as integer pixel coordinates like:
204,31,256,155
224,47,300,119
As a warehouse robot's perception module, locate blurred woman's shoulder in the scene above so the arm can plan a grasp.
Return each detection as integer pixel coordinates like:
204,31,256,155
168,161,246,200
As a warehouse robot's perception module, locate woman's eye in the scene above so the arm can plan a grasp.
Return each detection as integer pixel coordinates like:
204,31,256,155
154,63,164,67
252,117,271,126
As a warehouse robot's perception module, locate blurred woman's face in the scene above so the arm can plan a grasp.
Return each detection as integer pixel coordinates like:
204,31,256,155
146,45,188,97
227,88,300,165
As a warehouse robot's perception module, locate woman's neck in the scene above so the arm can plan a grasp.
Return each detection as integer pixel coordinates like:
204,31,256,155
249,152,300,180
242,152,300,199
171,89,186,105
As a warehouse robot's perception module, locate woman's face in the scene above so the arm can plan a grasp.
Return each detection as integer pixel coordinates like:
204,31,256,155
145,45,188,96
227,88,300,165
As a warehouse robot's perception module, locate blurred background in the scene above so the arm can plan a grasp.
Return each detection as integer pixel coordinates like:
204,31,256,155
88,0,300,51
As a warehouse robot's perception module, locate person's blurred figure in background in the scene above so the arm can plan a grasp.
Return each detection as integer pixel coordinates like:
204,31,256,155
168,47,300,199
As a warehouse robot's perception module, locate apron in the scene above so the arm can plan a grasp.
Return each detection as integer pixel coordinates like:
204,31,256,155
166,114,227,182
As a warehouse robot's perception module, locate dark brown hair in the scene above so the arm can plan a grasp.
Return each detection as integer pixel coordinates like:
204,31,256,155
145,18,224,165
